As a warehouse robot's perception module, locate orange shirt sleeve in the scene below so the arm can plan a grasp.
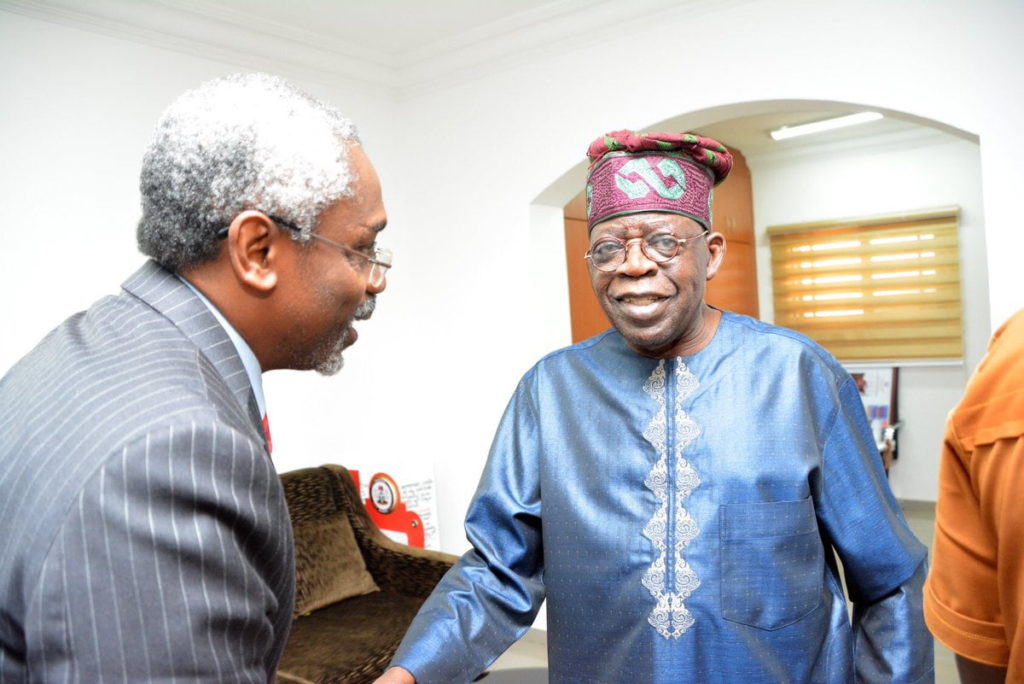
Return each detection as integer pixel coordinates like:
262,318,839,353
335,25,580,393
924,311,1024,674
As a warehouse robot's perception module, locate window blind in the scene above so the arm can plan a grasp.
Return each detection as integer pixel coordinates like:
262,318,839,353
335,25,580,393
768,207,962,362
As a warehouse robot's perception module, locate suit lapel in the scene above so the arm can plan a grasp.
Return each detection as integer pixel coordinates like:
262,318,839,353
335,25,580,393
122,261,266,444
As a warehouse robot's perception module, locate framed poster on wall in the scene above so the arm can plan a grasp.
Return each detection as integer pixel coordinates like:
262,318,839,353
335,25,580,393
846,366,900,472
349,460,440,550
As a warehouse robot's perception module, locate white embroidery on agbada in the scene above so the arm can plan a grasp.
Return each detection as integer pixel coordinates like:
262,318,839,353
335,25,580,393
641,360,701,639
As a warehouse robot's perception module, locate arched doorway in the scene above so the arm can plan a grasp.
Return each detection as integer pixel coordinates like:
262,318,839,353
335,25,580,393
556,101,986,348
531,99,986,507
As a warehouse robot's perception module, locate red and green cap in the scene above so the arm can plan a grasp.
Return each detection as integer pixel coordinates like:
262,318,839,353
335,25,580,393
585,130,733,231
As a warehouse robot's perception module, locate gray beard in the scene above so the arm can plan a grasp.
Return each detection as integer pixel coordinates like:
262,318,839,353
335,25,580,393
314,295,376,376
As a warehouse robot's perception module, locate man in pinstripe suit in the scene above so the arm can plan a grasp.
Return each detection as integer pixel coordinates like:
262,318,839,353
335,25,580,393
0,73,390,680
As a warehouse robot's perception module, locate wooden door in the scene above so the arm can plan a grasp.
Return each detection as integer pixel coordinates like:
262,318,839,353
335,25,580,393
706,147,759,318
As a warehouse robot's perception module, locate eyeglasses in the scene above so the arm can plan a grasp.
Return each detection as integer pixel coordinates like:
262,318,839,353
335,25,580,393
585,230,709,272
218,212,392,288
290,224,392,289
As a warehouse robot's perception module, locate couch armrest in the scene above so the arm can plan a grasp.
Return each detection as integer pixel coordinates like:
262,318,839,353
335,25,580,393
321,465,458,599
362,537,457,599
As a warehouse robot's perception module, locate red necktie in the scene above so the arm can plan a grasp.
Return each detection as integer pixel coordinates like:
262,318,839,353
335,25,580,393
262,413,273,454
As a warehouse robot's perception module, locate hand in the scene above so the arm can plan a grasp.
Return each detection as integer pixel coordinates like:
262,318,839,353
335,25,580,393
373,666,416,684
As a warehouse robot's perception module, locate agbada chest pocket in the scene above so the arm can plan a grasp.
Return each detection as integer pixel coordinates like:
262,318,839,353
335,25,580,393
719,497,824,630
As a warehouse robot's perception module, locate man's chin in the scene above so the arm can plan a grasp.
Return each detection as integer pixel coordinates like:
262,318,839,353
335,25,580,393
617,328,676,358
314,359,344,377
312,327,354,376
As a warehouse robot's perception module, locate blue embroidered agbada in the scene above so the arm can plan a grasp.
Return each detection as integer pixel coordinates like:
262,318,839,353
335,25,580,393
393,312,933,682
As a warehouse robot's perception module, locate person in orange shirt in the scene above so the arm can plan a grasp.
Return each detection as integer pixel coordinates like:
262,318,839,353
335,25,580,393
925,309,1024,683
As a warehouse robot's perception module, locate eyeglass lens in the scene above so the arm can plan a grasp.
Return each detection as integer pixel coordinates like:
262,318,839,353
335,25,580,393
368,248,392,287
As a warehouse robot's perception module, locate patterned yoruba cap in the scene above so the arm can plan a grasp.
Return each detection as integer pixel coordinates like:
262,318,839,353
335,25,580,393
585,130,733,231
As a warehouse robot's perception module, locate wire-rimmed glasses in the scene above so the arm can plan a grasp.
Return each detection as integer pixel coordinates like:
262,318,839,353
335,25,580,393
220,212,392,288
585,230,709,272
293,226,391,289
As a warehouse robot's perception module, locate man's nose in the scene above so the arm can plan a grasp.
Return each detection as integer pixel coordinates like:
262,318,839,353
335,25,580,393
618,238,658,276
367,273,387,295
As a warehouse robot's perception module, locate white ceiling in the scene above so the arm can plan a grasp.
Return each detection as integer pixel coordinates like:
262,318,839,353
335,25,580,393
697,110,931,159
4,0,949,156
4,0,685,87
183,0,579,61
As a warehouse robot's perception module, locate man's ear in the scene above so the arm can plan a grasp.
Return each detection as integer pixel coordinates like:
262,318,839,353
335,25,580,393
705,231,726,281
225,211,280,292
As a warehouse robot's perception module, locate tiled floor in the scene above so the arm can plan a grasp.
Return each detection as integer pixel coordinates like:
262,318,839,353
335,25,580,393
491,628,547,672
492,500,960,681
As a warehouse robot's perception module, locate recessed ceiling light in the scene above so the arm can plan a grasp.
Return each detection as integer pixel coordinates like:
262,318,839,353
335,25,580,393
770,112,884,141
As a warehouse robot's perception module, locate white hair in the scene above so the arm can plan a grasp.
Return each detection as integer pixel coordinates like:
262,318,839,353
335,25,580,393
137,72,360,270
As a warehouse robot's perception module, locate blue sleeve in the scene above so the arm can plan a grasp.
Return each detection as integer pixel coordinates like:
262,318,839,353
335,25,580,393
817,377,933,682
852,560,933,682
391,379,546,684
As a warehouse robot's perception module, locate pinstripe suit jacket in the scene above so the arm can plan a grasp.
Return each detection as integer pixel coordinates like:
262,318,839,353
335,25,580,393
0,260,295,682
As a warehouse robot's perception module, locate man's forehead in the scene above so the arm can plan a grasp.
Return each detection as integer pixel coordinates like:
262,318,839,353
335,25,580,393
341,219,385,247
591,212,700,237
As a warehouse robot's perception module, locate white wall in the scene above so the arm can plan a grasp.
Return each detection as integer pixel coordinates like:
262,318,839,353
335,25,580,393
393,0,1024,549
3,0,1024,568
0,11,402,480
747,133,986,501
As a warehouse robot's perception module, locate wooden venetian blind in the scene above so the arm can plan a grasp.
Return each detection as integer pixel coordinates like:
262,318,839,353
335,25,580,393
768,207,962,362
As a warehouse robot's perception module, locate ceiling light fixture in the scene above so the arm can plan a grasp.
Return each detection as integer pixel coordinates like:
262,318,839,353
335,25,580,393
770,112,884,141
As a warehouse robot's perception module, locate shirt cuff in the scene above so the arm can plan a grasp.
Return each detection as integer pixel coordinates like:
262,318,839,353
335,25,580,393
924,580,1009,666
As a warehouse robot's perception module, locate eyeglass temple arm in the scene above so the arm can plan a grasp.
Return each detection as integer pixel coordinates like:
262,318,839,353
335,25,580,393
218,216,392,269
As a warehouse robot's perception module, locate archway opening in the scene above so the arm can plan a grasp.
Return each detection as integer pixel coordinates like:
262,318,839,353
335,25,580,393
532,99,986,505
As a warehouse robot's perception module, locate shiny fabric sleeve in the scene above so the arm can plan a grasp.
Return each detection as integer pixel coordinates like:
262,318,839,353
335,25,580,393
817,377,933,682
391,378,546,684
852,559,932,682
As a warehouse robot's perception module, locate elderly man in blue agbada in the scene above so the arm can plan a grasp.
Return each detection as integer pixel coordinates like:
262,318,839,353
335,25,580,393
377,130,933,683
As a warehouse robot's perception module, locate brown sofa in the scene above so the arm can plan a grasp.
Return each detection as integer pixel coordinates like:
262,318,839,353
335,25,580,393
277,464,457,684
